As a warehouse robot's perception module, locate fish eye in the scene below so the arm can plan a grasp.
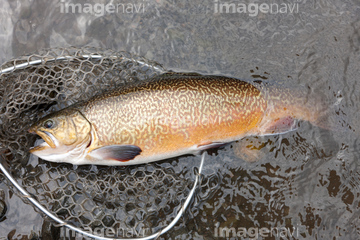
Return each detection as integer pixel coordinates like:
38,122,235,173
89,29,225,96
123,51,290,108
43,120,54,129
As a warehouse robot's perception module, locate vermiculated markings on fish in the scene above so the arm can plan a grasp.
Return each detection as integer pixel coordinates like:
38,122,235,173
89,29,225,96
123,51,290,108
29,72,327,165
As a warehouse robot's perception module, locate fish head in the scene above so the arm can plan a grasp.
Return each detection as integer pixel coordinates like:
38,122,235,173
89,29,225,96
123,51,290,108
29,108,92,162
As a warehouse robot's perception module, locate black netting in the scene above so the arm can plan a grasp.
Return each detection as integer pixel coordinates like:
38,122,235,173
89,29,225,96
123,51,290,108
0,47,220,237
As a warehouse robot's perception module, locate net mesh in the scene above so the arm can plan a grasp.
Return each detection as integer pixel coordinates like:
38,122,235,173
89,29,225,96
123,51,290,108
0,47,220,237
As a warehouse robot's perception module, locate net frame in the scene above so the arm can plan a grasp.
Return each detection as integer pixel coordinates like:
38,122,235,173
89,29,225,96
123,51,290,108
0,152,205,240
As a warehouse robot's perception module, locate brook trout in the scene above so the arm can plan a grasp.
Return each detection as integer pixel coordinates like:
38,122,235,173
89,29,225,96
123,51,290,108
29,72,327,165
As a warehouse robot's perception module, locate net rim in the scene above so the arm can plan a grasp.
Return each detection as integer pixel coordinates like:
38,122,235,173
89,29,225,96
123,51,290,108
0,54,164,75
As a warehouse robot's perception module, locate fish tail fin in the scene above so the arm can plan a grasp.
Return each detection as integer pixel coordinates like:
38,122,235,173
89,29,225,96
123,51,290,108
255,81,353,136
314,101,354,133
258,82,340,132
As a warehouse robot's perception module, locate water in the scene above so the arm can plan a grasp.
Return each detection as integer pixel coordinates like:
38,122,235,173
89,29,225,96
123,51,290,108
0,0,360,239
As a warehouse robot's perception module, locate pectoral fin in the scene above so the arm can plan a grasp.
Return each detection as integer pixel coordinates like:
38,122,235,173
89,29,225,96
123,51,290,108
89,145,142,162
162,71,203,77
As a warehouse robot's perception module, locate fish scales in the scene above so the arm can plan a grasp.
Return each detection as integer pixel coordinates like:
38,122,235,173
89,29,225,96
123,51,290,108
80,74,266,160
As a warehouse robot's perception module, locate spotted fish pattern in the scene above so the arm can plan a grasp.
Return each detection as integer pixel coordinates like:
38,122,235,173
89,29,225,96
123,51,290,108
79,72,267,162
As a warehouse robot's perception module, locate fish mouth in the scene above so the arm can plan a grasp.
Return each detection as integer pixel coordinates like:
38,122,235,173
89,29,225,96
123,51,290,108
29,130,57,153
29,140,51,153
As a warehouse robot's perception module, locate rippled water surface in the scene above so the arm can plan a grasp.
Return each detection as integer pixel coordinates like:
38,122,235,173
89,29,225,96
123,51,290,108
0,0,360,239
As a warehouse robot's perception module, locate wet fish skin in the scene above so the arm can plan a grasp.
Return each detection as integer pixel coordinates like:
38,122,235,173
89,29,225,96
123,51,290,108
29,108,92,162
28,72,325,165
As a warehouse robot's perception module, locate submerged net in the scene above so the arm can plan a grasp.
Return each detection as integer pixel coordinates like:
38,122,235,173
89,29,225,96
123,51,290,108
0,47,219,238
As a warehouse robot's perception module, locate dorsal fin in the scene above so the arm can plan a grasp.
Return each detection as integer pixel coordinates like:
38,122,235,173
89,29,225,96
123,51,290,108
161,71,203,77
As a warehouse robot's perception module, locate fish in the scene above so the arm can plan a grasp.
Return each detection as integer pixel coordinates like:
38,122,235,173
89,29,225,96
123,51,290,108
28,72,328,165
